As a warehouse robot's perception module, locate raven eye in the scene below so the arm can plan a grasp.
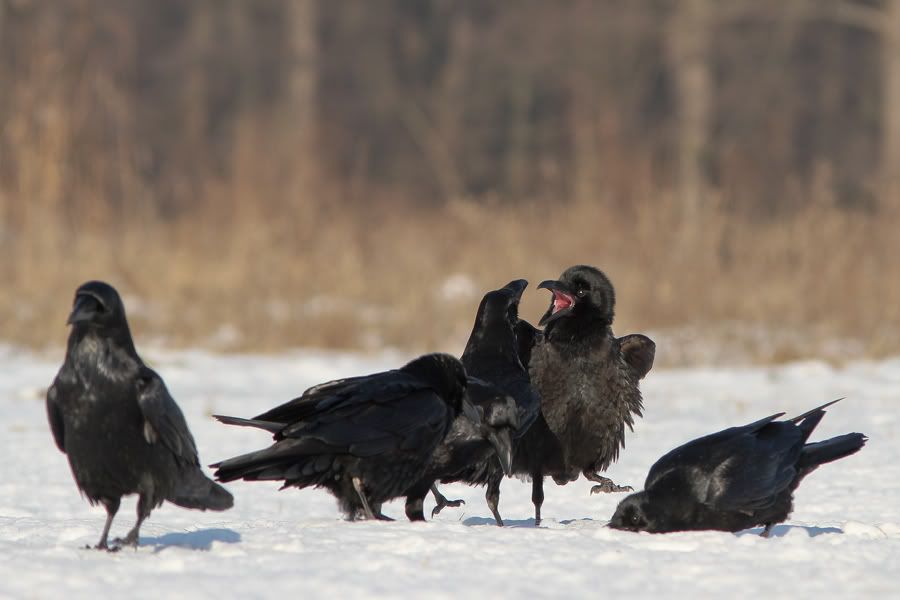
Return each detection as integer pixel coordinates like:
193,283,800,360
576,289,586,298
631,513,639,523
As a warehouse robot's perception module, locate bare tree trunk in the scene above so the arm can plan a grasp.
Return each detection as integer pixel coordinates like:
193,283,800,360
570,75,601,205
284,0,318,168
668,0,712,224
883,0,900,195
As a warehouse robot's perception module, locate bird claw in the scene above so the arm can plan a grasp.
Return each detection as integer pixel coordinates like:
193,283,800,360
589,482,633,494
111,534,138,548
431,497,465,518
88,542,121,553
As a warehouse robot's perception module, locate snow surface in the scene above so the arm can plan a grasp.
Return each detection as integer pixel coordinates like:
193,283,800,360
1,345,898,599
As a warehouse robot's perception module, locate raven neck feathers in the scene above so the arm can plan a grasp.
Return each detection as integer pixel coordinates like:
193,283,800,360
67,327,141,383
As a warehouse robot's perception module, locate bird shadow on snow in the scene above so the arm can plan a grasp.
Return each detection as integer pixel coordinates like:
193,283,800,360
736,524,843,538
462,516,547,528
139,528,241,552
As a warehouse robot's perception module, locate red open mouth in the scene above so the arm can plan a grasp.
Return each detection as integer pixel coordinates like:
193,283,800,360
551,290,575,314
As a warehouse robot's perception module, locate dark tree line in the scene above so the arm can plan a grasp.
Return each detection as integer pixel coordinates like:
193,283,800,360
0,0,896,223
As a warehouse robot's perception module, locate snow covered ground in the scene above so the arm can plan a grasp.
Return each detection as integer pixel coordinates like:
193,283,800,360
1,345,898,599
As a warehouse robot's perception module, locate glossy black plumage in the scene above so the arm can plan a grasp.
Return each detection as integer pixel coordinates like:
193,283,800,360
212,353,474,520
405,280,536,523
523,265,655,524
46,281,233,551
609,399,867,535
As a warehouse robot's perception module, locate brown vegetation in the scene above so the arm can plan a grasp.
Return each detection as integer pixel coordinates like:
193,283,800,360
4,182,899,365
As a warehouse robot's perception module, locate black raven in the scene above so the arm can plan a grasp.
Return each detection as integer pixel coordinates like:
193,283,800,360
609,399,867,535
212,353,479,520
525,265,655,524
406,280,537,523
46,281,233,551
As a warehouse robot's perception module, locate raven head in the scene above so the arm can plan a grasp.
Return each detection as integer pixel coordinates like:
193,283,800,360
67,280,128,330
403,353,479,424
471,279,528,334
608,491,654,532
462,280,528,368
538,265,615,331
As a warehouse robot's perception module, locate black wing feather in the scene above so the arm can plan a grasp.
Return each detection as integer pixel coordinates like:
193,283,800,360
645,412,786,491
703,422,803,510
136,368,199,467
253,370,425,424
618,334,656,380
46,382,66,453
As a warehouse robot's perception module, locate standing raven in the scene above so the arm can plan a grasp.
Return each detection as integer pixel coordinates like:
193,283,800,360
608,399,867,535
212,353,479,520
525,265,655,524
46,281,233,551
406,280,537,524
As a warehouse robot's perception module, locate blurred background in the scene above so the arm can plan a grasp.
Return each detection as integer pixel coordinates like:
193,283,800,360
2,0,899,364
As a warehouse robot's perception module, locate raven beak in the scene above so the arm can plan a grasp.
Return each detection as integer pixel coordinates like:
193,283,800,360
537,280,575,326
488,428,514,476
67,294,100,325
461,396,482,424
503,279,529,299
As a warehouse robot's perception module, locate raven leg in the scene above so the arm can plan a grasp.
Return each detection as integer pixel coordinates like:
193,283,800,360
351,476,377,520
91,497,121,551
532,475,544,526
585,470,633,494
405,496,426,522
485,473,503,527
404,481,432,521
114,494,152,548
430,484,465,518
761,523,774,538
373,503,394,521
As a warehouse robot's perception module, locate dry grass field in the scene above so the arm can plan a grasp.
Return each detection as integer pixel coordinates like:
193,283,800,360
3,179,898,365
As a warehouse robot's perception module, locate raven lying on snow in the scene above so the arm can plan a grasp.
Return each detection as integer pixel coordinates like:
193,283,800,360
46,281,233,551
212,353,481,520
608,399,867,535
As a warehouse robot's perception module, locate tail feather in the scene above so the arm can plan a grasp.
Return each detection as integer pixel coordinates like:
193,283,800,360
211,438,326,486
788,398,845,443
787,398,844,424
169,467,234,511
799,432,867,471
214,414,283,435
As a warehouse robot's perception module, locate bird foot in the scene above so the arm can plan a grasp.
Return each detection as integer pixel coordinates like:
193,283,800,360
87,542,121,553
431,496,465,518
589,478,633,494
111,533,139,548
375,513,394,521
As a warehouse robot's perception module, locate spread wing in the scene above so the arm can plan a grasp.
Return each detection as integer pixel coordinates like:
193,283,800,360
618,334,656,380
136,368,200,467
